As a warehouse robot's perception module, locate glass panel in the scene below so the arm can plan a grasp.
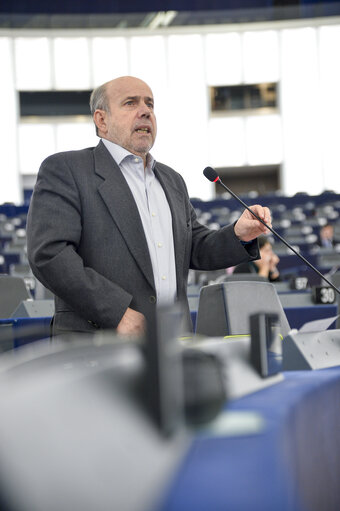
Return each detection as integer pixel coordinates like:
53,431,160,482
161,34,210,200
19,124,55,175
243,30,279,84
209,117,246,168
281,27,322,194
15,37,51,90
205,32,242,85
319,25,340,191
130,36,167,91
56,122,97,152
211,83,277,112
246,115,282,165
54,37,90,90
92,37,128,86
0,38,21,203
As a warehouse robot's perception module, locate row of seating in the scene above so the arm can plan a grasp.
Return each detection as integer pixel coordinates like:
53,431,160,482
188,272,340,332
192,192,340,243
191,190,340,217
0,190,339,321
0,208,38,295
1,271,339,354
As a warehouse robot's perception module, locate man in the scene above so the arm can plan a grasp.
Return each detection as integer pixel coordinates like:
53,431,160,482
27,76,271,337
318,223,335,248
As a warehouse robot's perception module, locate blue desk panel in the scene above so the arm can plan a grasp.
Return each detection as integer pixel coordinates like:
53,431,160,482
160,368,340,511
284,304,337,330
0,317,51,348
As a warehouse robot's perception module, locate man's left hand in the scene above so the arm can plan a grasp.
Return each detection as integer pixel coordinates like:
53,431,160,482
234,205,272,242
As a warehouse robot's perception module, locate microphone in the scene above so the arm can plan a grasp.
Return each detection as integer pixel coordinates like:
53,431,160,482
203,166,340,295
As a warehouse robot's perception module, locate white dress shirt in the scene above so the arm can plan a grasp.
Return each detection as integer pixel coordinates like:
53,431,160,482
102,139,177,305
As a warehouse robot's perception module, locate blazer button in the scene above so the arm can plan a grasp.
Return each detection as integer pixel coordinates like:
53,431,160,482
149,295,157,304
88,320,99,328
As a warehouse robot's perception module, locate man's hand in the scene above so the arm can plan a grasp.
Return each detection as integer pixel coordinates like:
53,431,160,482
117,307,146,336
234,205,272,242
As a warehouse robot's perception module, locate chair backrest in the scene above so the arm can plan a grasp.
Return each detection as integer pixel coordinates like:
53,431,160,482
278,291,312,307
272,281,291,292
215,273,267,284
0,276,32,318
318,252,340,267
196,281,291,338
191,269,228,286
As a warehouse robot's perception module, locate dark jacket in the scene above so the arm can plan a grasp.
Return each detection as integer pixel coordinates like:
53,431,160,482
27,141,259,334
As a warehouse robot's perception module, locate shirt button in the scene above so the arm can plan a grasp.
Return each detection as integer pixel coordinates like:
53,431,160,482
162,275,167,280
134,157,139,163
157,242,163,248
152,212,156,217
149,295,157,304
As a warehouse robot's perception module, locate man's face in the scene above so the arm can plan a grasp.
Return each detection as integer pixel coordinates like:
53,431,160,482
99,77,157,158
321,225,333,240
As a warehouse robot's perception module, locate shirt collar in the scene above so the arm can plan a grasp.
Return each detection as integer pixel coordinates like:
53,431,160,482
101,138,155,171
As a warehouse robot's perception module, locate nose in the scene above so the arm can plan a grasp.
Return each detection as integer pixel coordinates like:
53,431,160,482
138,101,152,118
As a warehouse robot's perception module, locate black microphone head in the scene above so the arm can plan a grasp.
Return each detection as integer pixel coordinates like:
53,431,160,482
203,167,219,182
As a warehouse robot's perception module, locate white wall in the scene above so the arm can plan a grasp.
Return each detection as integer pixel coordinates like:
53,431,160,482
0,38,21,204
1,17,340,203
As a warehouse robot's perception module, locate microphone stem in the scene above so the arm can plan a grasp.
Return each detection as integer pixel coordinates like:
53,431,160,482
218,178,340,295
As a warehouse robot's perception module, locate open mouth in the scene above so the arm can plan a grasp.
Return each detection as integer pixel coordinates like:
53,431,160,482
135,127,151,134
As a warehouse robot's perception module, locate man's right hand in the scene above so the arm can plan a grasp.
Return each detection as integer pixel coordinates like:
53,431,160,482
116,307,146,336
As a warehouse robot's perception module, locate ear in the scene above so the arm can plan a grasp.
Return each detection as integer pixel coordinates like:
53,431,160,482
93,109,108,136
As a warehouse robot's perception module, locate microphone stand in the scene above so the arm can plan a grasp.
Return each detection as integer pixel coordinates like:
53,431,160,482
215,176,340,296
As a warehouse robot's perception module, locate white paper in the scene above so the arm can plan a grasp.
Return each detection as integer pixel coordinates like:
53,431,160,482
298,315,339,333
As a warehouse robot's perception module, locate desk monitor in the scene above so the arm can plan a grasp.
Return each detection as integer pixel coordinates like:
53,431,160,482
250,312,282,378
144,304,185,436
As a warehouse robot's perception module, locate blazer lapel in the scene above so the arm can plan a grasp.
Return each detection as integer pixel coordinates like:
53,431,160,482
93,142,155,291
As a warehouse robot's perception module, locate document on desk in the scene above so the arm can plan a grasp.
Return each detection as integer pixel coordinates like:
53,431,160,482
298,314,339,333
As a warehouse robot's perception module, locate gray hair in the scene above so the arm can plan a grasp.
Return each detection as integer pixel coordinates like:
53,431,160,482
89,82,109,114
89,83,110,135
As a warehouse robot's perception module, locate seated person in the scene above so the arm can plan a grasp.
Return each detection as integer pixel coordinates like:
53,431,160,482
233,236,280,282
318,223,335,248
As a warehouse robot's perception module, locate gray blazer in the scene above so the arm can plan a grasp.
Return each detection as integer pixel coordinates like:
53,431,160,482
27,141,259,334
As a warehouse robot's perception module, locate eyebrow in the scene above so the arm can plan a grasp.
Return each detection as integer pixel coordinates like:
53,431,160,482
122,95,154,104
